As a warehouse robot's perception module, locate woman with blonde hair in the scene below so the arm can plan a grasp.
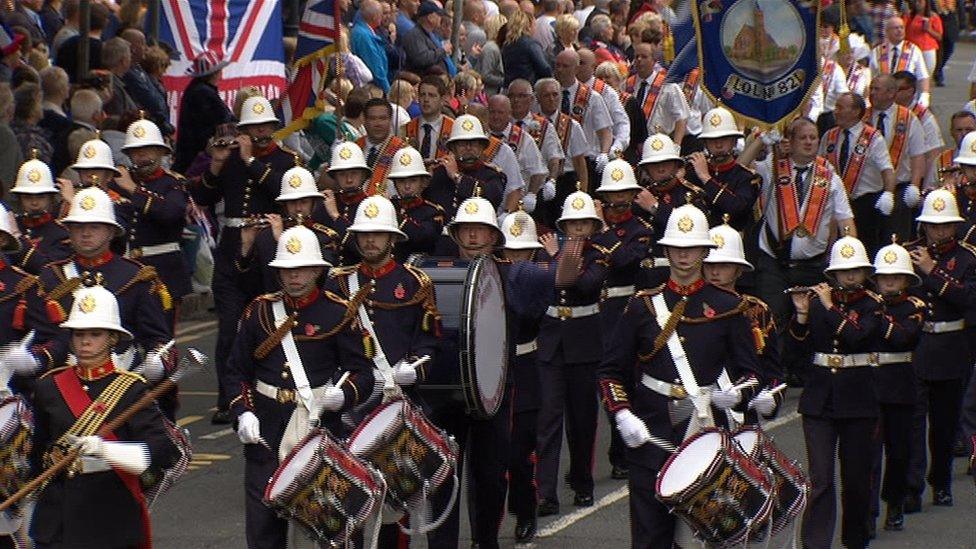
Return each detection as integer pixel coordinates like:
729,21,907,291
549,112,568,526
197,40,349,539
595,61,625,94
553,13,581,57
501,8,552,86
472,14,506,94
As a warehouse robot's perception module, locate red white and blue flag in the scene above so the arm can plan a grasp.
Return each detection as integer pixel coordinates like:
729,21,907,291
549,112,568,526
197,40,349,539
278,0,341,137
157,0,287,121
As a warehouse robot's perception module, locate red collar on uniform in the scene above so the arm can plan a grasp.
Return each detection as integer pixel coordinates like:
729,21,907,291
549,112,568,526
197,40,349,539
398,197,424,209
75,359,115,381
0,257,7,270
359,258,397,279
254,142,279,158
21,212,53,228
76,250,114,268
667,278,706,296
340,191,367,205
831,287,865,304
650,178,679,195
930,239,957,257
883,291,908,304
604,208,633,225
140,167,165,181
284,287,320,309
711,158,737,174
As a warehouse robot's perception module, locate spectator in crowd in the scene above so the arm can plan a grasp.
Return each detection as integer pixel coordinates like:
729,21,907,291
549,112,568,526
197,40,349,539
0,25,25,84
68,87,101,134
904,0,942,79
932,0,958,86
307,80,363,171
4,0,46,44
50,0,77,56
173,50,232,172
0,82,23,194
594,59,624,92
553,13,581,59
535,0,560,63
120,28,169,133
472,13,504,95
351,0,390,92
378,0,402,77
141,45,170,109
868,0,898,45
10,82,52,164
333,30,374,88
39,0,64,43
395,0,420,40
402,1,451,75
38,65,72,172
101,37,137,117
10,63,38,89
54,1,107,81
588,14,626,67
501,8,551,86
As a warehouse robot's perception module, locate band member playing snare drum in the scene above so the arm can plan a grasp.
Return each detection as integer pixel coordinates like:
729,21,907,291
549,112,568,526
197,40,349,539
597,204,763,549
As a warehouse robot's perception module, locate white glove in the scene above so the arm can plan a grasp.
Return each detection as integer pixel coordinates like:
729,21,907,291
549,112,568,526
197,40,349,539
5,331,38,376
595,153,610,173
112,347,137,371
80,437,150,475
615,409,652,449
903,185,921,208
875,190,894,216
522,192,537,213
393,361,417,386
710,387,742,410
319,386,346,411
135,351,166,383
77,434,105,457
237,411,262,445
540,179,556,201
918,92,930,108
748,389,777,417
761,129,783,147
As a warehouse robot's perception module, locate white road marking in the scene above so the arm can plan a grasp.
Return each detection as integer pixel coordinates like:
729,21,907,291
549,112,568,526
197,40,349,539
538,408,802,538
200,428,235,440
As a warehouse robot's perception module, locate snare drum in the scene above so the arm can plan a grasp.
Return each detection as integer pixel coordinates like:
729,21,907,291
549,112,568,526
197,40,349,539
348,399,459,510
733,426,809,534
656,428,776,546
405,254,508,419
0,396,32,503
264,429,385,545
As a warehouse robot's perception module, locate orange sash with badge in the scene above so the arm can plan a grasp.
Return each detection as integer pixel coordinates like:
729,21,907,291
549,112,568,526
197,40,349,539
356,135,405,195
555,113,572,153
878,42,914,74
821,60,835,94
774,155,831,239
824,126,878,195
405,117,453,158
527,114,550,150
682,68,699,104
592,78,606,94
846,63,864,92
864,106,911,169
482,136,503,163
507,123,524,153
571,83,592,125
640,71,667,120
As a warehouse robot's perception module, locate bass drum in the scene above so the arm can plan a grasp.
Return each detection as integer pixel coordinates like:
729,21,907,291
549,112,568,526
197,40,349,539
406,254,508,419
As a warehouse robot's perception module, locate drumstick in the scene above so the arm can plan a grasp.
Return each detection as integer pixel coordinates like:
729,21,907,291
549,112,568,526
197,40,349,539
730,378,759,393
334,371,352,388
410,355,431,368
767,383,788,396
648,434,677,454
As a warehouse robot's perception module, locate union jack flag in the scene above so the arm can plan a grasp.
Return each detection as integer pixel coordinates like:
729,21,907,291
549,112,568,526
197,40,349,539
278,0,341,137
157,0,287,122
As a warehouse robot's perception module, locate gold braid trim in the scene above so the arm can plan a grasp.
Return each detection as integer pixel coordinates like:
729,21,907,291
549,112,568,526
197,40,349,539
679,300,750,324
46,276,83,302
0,275,38,304
118,265,160,294
254,310,298,360
253,285,373,358
652,297,687,355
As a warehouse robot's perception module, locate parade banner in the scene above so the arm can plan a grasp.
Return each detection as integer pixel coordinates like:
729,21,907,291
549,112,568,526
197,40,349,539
665,1,697,83
692,0,821,127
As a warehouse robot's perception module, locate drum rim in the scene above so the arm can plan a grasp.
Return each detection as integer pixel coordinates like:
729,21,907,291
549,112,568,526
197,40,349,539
459,254,508,419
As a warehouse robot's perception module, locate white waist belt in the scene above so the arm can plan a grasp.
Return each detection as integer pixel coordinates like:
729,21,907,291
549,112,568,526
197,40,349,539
546,303,600,319
256,379,328,404
812,352,877,368
224,217,248,228
128,242,180,258
641,373,689,399
876,351,913,365
922,319,965,333
516,339,538,356
78,456,112,474
604,285,636,299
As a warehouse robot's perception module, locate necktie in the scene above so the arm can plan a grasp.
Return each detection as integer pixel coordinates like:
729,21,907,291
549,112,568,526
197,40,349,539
891,46,899,70
421,123,433,159
637,80,648,107
367,145,379,167
561,89,571,115
876,112,887,137
839,129,851,174
795,166,809,197
515,119,524,128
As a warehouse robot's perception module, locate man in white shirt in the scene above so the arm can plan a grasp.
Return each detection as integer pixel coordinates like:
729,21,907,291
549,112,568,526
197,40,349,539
534,0,559,59
552,49,613,179
893,70,945,189
808,55,851,136
487,94,548,213
578,48,630,158
864,74,927,240
622,38,689,162
819,92,895,254
870,16,930,106
402,75,453,162
534,77,590,226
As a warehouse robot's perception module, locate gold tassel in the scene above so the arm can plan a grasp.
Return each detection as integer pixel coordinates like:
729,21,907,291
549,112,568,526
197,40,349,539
752,326,766,354
653,297,687,354
157,283,173,311
363,332,375,358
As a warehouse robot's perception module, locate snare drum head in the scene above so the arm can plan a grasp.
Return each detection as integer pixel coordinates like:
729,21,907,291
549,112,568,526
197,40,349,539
462,255,508,418
348,401,405,455
268,432,323,499
0,399,18,426
658,430,723,498
733,428,759,455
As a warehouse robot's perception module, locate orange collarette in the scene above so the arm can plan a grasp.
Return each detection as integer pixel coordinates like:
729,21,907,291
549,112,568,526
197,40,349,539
284,287,320,309
76,250,114,268
75,359,116,381
667,278,706,296
359,258,397,279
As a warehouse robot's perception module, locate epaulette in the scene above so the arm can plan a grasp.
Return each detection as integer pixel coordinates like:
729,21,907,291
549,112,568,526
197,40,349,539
742,293,770,311
328,265,358,278
864,289,884,303
277,143,299,157
39,365,72,379
635,216,654,230
425,200,446,214
634,284,666,298
404,263,433,288
257,291,284,302
959,241,976,258
116,369,148,384
164,168,186,181
907,295,927,309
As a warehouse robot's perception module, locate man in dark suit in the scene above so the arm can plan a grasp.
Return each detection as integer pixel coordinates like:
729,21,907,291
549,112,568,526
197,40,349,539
400,1,450,75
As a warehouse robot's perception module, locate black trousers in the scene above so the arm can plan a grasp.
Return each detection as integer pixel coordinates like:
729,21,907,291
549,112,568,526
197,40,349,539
850,191,884,256
801,414,878,549
508,408,539,520
870,402,913,517
212,231,259,409
934,13,958,82
907,377,966,495
882,182,915,244
426,389,512,549
626,460,675,549
536,357,598,500
244,443,288,549
601,296,630,470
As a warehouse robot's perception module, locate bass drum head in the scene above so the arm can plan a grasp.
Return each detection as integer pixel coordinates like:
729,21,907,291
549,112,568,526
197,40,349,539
461,255,508,419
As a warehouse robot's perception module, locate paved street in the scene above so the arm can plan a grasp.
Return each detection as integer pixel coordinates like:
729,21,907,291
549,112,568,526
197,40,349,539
151,44,976,548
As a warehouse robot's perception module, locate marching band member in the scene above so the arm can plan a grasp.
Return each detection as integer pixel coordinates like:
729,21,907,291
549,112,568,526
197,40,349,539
536,189,612,515
597,203,762,548
942,111,976,197
223,225,373,549
787,235,882,549
116,117,192,322
321,141,372,265
593,158,653,479
9,154,71,273
0,203,47,386
892,71,946,190
955,131,976,238
819,92,896,254
868,238,925,533
29,283,178,548
904,189,976,512
238,166,339,292
190,95,298,424
387,147,446,260
67,137,135,253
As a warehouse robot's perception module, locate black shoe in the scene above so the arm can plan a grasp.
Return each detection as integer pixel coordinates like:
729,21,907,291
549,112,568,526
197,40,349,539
515,517,537,543
933,489,953,506
785,372,804,387
953,437,968,457
884,503,904,531
903,493,922,513
573,492,594,507
211,409,232,425
935,79,946,87
537,499,559,516
611,464,629,480
866,519,877,540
